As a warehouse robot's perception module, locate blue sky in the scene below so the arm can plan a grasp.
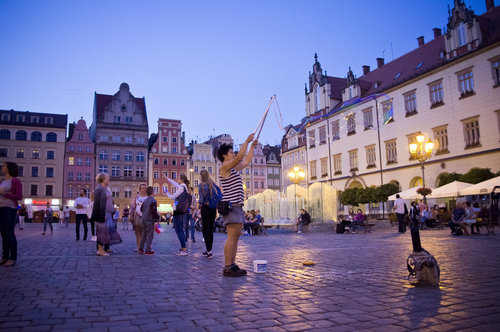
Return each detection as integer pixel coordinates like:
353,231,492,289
0,0,488,147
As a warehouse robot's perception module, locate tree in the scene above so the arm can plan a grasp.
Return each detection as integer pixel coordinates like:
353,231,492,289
358,186,377,205
340,187,360,206
373,183,400,203
459,168,496,184
437,172,462,187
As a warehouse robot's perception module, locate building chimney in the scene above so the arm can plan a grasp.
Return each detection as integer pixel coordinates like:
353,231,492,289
486,0,495,11
376,58,385,68
417,36,425,47
433,28,442,39
362,65,371,75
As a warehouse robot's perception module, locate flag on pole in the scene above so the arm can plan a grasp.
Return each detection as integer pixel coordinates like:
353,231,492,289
155,223,165,234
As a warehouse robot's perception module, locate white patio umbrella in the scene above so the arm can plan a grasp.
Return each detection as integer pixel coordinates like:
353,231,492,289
426,181,471,198
388,186,429,201
459,176,500,196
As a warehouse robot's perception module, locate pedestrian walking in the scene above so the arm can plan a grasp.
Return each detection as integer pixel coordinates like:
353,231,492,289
218,133,258,277
90,173,122,256
42,202,54,235
63,206,70,228
0,162,22,267
75,189,90,241
122,206,130,230
393,194,408,233
198,169,221,259
130,184,147,252
138,186,159,255
165,175,192,255
18,203,27,230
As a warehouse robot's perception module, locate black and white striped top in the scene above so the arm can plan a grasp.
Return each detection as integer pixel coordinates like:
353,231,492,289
219,168,244,204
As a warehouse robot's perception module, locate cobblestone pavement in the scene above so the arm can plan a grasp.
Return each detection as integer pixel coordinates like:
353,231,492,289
1,222,500,332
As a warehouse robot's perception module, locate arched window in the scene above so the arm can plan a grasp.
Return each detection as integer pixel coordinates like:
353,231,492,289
458,23,467,47
15,130,27,141
31,131,42,141
46,132,57,142
315,84,320,112
409,177,423,188
0,129,10,140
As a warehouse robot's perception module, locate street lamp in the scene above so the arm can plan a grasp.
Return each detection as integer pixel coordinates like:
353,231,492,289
288,165,306,219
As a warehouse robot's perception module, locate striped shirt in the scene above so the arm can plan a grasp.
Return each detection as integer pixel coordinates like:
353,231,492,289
219,168,244,204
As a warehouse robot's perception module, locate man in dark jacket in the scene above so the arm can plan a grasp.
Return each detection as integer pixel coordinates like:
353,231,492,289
296,209,311,233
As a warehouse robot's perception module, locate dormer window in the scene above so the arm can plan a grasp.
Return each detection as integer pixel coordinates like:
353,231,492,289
315,84,320,112
458,23,467,47
31,116,39,124
45,117,53,125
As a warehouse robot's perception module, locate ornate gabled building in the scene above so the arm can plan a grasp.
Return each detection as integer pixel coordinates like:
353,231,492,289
89,83,149,212
287,0,500,198
281,122,307,188
240,143,267,196
187,142,218,198
263,144,282,191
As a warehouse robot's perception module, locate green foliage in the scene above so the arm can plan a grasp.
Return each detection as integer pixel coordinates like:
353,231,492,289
437,172,462,187
339,187,360,206
374,183,400,202
459,168,496,184
358,186,376,204
340,183,400,206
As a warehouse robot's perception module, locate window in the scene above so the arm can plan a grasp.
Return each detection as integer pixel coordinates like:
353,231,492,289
124,190,132,198
85,173,90,181
153,171,159,179
154,158,159,165
208,167,213,174
171,187,177,194
457,68,474,97
78,134,83,140
366,145,376,168
99,165,108,173
428,80,444,106
180,159,185,166
70,146,74,151
333,154,342,175
254,181,259,189
363,108,373,129
68,187,73,198
404,90,417,115
385,139,397,164
458,23,467,46
124,167,132,177
124,136,132,144
268,179,273,187
162,147,168,153
86,158,91,166
172,147,177,153
113,116,121,124
76,172,82,181
86,146,90,152
490,58,500,86
99,150,108,160
125,117,133,124
16,130,27,140
46,132,57,142
68,172,74,181
318,126,327,144
1,114,10,121
331,120,340,140
347,114,356,135
308,130,316,148
137,137,145,145
32,166,39,177
433,125,449,154
172,159,177,166
31,184,38,196
112,190,119,198
171,171,177,180
31,131,42,141
136,167,144,177
45,117,53,125
462,117,480,148
162,137,167,142
310,160,317,179
112,151,121,161
172,137,177,143
315,84,320,112
153,186,159,194
100,135,108,143
162,171,168,179
381,100,393,124
32,150,40,159
194,180,199,187
274,168,279,175
111,166,120,177
261,181,264,189
245,168,250,175
268,168,273,174
16,115,25,122
46,167,54,178
348,149,358,171
136,152,144,162
320,157,328,177
124,151,132,161
45,185,53,196
31,116,38,124
163,158,168,165
44,150,54,160
18,166,23,177
77,158,82,166
0,129,10,140
112,136,121,143
0,148,7,157
16,149,24,158
194,166,199,173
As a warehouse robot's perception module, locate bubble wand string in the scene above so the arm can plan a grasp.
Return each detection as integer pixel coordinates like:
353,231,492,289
253,95,275,140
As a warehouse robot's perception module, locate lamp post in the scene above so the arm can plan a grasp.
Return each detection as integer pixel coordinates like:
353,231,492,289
288,165,306,220
408,134,434,252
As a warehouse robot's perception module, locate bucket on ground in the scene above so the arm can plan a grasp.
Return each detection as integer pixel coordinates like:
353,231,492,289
253,260,267,273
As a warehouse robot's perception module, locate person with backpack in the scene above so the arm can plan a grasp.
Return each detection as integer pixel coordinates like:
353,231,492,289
198,169,222,259
165,174,192,256
42,202,54,235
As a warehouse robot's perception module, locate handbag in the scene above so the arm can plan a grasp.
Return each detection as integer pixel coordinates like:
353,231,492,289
217,201,232,216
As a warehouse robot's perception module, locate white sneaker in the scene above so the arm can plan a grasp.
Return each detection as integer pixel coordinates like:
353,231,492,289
90,236,97,242
297,231,302,234
176,250,188,256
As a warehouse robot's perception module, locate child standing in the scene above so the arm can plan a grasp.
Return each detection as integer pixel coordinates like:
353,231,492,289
139,186,159,255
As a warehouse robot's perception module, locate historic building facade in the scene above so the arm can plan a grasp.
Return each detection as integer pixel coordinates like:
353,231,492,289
0,110,67,212
89,83,149,212
263,144,282,191
281,123,307,189
285,0,500,194
149,118,189,210
63,118,95,207
240,143,267,196
187,142,217,198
